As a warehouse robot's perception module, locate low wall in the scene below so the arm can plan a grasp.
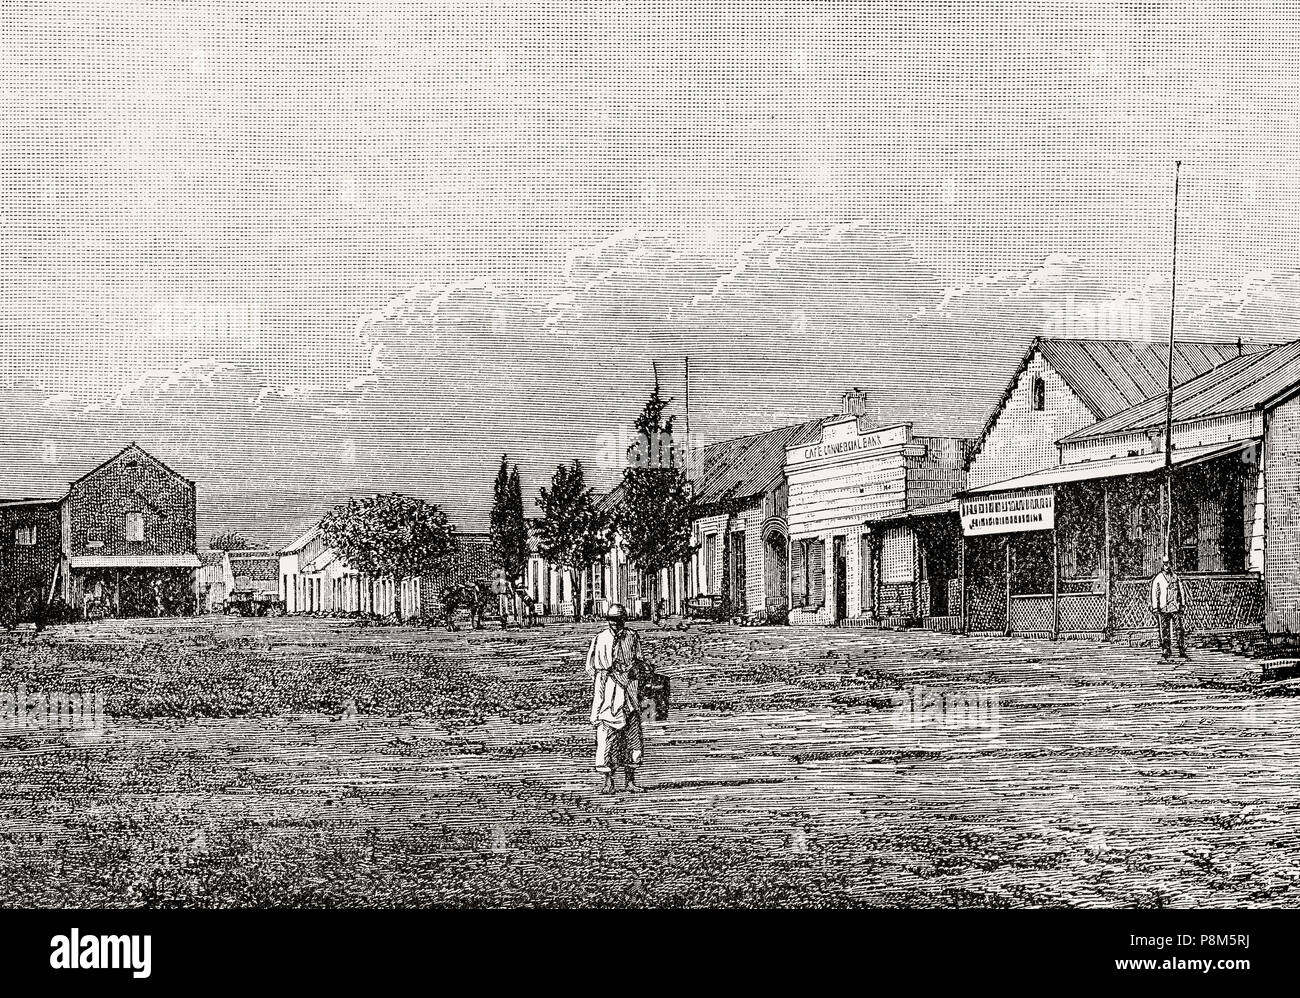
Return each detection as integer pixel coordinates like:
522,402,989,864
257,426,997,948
1112,573,1265,635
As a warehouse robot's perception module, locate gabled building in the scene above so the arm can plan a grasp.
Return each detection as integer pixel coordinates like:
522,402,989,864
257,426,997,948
2,444,200,621
687,417,826,622
967,337,1250,489
958,337,1267,639
60,444,200,616
1047,338,1300,637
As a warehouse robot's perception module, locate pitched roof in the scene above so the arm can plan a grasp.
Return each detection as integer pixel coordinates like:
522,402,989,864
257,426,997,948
1039,339,1250,417
198,549,227,567
279,522,321,553
1061,338,1300,443
225,550,281,582
68,442,192,488
692,417,828,506
969,337,1253,463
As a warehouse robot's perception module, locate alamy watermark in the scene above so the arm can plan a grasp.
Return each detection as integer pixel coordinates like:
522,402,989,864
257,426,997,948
1042,295,1154,340
891,686,1000,735
594,427,706,473
0,685,105,735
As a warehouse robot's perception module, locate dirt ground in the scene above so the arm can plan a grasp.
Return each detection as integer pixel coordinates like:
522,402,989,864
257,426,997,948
0,615,1297,908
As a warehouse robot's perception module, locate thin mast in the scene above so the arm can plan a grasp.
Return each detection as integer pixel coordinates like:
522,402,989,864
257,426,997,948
1164,160,1182,563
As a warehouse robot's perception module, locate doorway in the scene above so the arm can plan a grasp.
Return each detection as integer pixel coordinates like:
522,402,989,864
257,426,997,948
763,532,788,613
731,531,747,615
832,535,847,623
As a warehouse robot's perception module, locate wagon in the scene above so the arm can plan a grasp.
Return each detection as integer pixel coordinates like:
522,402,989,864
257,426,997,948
223,589,286,617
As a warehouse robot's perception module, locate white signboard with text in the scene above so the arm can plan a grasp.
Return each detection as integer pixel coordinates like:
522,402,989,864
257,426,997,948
960,490,1055,536
788,419,910,469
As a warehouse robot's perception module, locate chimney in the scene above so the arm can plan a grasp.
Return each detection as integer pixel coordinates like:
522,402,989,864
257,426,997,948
841,387,871,417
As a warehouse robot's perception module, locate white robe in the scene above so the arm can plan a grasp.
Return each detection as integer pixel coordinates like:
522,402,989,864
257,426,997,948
586,627,641,728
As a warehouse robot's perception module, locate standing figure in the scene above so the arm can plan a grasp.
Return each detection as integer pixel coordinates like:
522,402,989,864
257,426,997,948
1151,556,1188,661
585,603,645,794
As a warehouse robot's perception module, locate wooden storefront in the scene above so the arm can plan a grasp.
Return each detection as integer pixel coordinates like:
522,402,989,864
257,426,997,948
959,440,1264,641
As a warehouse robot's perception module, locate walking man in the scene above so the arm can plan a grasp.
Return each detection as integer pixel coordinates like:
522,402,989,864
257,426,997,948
1151,556,1187,661
585,603,645,794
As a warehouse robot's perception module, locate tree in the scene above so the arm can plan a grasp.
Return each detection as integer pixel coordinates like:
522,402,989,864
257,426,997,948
619,376,695,622
507,465,529,579
319,494,455,620
489,455,529,582
208,531,265,551
535,460,613,621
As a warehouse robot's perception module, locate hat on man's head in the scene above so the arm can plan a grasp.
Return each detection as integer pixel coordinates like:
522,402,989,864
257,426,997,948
605,603,628,621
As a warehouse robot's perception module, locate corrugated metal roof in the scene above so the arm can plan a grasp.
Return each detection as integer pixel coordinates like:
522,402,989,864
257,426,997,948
692,417,828,507
1062,339,1300,442
969,337,1252,463
1038,339,1248,418
965,439,1252,494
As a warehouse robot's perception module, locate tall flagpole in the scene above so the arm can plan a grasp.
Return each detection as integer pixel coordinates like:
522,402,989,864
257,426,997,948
1164,160,1182,564
684,355,690,457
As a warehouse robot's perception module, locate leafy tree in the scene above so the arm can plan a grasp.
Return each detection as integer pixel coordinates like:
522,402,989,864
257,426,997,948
619,376,695,622
319,493,455,620
535,460,612,621
208,531,265,551
490,455,529,582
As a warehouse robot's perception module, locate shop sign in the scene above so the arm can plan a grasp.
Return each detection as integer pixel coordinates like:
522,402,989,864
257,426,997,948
960,490,1054,535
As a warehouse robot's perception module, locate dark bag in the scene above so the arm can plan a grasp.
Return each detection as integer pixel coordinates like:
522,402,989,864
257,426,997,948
640,671,671,722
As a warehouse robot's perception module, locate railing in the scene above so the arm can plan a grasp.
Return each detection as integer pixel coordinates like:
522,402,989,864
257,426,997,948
1058,592,1106,633
1008,594,1054,634
966,581,1005,632
1112,573,1265,635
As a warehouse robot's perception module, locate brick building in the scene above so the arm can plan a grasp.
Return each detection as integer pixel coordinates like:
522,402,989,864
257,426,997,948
61,444,200,616
0,499,62,625
1,444,200,622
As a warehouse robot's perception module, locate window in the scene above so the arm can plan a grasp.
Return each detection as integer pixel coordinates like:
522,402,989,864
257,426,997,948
792,539,807,607
13,524,35,546
124,512,145,542
704,533,718,592
810,538,825,604
1030,376,1046,412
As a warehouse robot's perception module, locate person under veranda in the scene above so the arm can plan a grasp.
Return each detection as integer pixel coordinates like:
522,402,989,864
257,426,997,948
1151,556,1188,661
586,602,646,794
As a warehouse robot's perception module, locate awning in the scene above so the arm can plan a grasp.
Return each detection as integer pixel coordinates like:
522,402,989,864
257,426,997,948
873,499,959,523
963,439,1255,496
70,553,202,569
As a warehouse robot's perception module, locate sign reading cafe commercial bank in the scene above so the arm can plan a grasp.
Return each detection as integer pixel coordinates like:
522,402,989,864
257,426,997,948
960,489,1055,536
791,422,910,466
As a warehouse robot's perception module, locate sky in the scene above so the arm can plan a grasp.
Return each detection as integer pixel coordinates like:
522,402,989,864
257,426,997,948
4,0,1300,544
